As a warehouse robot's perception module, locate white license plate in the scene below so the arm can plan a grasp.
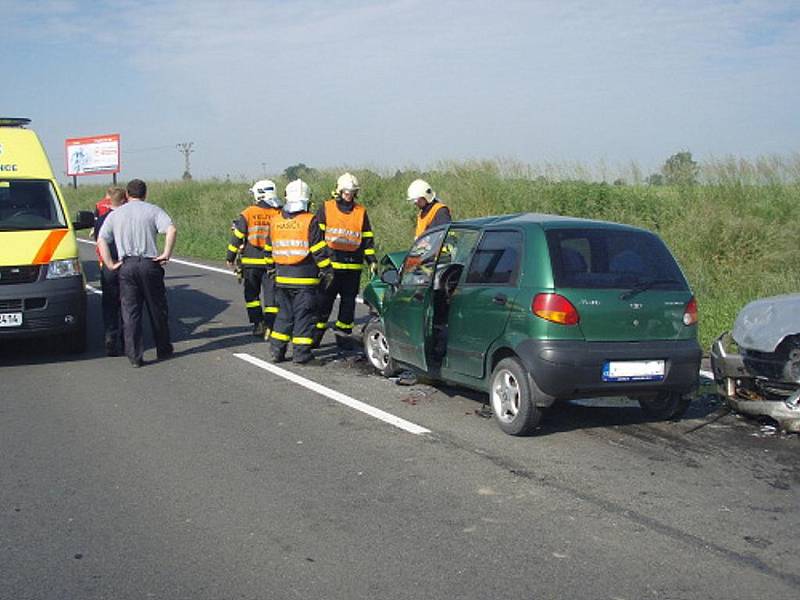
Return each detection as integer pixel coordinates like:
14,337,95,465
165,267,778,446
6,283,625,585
0,312,23,327
603,360,665,382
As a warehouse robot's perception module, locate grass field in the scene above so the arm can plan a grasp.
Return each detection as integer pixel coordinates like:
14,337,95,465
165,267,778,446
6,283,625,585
63,158,800,351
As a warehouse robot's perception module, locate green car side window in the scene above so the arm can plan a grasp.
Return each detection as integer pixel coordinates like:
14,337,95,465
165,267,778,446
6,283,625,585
466,230,523,285
437,228,480,268
401,229,446,287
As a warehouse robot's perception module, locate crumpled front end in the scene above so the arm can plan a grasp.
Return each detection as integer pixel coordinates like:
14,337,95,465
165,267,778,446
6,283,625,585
710,331,800,433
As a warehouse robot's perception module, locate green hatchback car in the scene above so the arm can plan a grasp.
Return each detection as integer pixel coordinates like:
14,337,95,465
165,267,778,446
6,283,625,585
361,213,701,436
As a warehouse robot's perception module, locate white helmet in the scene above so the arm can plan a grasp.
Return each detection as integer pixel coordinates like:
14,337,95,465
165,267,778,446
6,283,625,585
250,179,281,207
407,179,435,204
336,172,360,195
284,178,311,213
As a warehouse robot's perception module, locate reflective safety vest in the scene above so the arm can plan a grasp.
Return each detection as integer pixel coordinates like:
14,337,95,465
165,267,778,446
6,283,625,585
323,199,365,252
415,201,448,238
240,204,275,250
271,212,315,265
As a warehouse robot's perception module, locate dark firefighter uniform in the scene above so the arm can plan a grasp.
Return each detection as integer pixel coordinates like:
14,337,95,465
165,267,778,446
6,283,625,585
226,201,281,333
315,197,376,342
415,199,451,239
266,210,331,363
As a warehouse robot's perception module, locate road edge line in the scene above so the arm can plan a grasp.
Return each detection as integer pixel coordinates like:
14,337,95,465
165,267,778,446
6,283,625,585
233,352,431,435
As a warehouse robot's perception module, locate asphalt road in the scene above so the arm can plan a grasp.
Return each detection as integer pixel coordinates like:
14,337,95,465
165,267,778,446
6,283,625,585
1,243,798,600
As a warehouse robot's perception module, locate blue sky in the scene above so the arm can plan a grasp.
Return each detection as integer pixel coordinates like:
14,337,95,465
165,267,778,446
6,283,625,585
3,0,799,182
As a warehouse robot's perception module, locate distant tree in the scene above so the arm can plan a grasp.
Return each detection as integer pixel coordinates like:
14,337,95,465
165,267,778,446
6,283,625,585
646,173,664,186
613,178,626,186
283,163,317,181
661,151,699,186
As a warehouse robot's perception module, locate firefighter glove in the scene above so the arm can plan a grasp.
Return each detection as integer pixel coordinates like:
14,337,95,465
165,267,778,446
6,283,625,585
320,268,335,291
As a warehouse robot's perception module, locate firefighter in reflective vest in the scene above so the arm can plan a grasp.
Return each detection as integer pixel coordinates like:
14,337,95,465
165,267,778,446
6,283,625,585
314,172,377,348
226,179,282,337
408,178,451,239
266,179,332,364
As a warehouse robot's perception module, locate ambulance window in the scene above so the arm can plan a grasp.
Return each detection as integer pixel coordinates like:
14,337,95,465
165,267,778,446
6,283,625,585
0,179,66,230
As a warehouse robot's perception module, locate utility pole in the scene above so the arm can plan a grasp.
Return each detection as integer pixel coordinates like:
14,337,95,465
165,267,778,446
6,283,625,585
176,142,194,181
261,162,267,177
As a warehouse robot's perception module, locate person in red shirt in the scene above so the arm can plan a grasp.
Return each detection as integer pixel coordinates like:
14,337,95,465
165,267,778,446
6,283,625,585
95,187,127,355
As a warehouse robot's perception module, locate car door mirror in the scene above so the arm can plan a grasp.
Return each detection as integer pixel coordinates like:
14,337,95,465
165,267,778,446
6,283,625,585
381,268,400,286
72,210,95,230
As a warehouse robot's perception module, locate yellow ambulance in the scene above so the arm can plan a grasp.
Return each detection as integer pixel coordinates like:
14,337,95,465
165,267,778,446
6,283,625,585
0,118,95,353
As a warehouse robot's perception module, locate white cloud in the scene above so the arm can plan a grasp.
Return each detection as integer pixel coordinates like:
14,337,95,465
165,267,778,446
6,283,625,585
5,0,799,178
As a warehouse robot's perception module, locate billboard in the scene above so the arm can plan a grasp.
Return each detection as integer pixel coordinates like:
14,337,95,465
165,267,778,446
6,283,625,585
65,134,120,176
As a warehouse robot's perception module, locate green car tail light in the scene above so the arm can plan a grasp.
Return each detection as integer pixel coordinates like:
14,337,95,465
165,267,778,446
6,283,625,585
532,293,580,325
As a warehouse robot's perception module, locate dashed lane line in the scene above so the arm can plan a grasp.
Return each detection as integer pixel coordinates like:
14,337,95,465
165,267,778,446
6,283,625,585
233,352,431,436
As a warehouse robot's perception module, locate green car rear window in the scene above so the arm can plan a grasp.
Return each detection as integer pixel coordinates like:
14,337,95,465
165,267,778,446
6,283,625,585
546,228,687,290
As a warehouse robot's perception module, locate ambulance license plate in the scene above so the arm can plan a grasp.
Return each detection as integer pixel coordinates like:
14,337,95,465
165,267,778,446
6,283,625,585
0,312,23,327
603,360,665,382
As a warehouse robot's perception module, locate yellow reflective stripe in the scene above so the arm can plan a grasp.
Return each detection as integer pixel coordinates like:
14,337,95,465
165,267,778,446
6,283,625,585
292,337,313,345
245,300,261,308
264,243,272,251
310,240,327,253
265,257,275,264
270,330,291,341
263,306,279,313
233,228,246,239
241,257,268,265
335,320,354,330
318,223,326,231
316,322,327,329
331,261,363,270
227,244,240,253
275,276,320,285
362,231,374,238
317,258,331,268
364,248,376,255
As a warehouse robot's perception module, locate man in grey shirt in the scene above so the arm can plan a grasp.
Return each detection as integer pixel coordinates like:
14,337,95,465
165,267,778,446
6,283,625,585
98,179,177,367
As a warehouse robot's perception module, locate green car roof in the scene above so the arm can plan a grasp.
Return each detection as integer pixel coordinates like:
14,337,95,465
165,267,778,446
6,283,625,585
450,212,648,233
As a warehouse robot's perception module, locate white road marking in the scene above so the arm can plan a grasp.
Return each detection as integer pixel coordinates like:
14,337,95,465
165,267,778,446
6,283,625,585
233,352,431,435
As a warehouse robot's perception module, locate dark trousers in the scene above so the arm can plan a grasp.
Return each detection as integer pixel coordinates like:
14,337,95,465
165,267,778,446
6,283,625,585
317,270,360,333
119,257,172,363
100,265,122,351
243,267,278,329
270,286,316,362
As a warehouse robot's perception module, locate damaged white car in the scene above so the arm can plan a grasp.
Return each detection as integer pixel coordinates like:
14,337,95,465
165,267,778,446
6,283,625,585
710,293,800,432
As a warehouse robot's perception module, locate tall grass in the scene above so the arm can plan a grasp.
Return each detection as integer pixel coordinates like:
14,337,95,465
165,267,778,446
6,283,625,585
63,158,800,350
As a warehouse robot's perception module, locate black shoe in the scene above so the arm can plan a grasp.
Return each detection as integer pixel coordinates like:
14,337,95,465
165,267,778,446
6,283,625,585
270,350,286,364
157,349,174,361
396,370,417,386
293,353,316,365
129,358,144,368
105,337,122,356
252,322,267,337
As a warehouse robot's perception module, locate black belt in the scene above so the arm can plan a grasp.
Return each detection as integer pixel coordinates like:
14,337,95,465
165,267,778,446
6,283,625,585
122,256,155,262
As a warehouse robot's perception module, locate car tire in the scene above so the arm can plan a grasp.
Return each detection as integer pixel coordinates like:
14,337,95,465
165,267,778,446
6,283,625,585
363,317,400,377
637,392,691,420
489,357,543,436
